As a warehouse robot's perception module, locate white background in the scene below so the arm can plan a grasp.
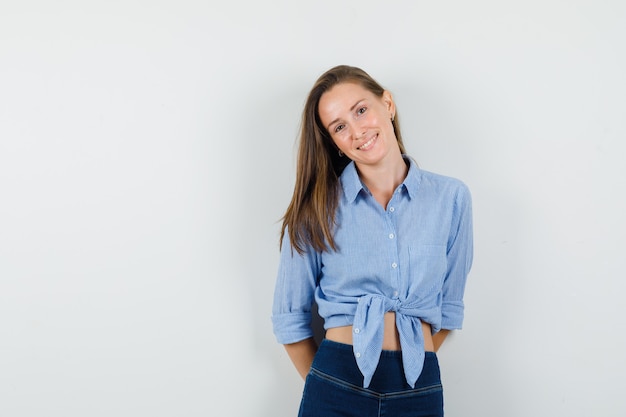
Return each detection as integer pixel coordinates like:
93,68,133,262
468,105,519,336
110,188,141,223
1,1,625,416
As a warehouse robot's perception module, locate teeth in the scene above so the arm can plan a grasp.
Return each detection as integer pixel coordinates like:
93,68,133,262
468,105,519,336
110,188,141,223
358,136,375,150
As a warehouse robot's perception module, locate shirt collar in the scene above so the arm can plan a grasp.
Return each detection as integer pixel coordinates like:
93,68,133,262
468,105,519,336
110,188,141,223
340,156,422,203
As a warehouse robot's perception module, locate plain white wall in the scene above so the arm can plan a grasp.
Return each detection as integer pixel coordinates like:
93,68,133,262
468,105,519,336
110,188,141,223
1,1,625,416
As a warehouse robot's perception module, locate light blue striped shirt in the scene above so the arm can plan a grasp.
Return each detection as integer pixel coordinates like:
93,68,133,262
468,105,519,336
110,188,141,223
272,157,473,388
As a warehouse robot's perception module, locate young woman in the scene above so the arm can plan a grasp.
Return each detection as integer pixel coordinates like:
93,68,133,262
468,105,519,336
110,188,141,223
271,65,473,417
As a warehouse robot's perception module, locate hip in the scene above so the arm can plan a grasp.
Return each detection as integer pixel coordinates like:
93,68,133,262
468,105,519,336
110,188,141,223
298,339,444,417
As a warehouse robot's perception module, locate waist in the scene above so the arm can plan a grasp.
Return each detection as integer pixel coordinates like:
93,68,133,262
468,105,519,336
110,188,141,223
325,312,435,351
312,339,441,393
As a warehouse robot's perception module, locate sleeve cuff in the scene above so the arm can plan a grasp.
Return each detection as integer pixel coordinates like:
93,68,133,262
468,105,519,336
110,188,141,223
271,312,314,344
441,300,465,330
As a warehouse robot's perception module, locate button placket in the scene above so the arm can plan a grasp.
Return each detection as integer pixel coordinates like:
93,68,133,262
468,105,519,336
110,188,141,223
387,195,402,304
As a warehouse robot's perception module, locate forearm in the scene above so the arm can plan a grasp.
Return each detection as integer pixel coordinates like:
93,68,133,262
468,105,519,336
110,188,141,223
432,329,450,352
284,337,318,380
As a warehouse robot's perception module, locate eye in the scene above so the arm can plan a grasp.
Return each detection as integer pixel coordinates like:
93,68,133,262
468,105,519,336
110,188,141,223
334,124,345,133
357,106,367,115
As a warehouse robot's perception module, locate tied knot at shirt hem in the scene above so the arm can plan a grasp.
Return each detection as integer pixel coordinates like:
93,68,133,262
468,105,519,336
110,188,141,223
351,294,440,388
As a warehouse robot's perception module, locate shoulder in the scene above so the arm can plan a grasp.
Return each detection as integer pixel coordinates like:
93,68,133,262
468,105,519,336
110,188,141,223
414,167,470,198
403,156,468,193
414,170,472,227
422,169,468,186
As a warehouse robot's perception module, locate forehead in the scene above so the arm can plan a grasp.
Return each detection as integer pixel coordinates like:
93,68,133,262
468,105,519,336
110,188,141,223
318,82,376,121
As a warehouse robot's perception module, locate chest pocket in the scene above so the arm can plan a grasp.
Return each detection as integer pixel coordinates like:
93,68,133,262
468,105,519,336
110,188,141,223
408,245,447,298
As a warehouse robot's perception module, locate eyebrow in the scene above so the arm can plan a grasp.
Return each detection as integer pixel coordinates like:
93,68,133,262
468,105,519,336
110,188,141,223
326,99,366,131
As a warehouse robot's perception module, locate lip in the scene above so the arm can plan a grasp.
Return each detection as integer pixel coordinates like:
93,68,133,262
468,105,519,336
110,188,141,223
357,134,378,151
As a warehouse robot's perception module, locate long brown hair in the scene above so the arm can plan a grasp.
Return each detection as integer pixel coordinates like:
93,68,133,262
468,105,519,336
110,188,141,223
281,65,406,254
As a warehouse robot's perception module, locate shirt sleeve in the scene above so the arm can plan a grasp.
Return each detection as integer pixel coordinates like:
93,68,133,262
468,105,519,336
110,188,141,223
441,182,473,330
271,231,321,344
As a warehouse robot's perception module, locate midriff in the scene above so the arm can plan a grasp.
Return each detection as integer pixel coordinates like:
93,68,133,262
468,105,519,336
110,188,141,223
325,312,435,352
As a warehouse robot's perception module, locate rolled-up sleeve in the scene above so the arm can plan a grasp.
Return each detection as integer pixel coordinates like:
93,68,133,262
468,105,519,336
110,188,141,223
441,183,473,330
271,232,321,344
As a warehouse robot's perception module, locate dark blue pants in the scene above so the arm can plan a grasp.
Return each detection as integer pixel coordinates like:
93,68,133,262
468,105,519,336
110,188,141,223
298,339,444,417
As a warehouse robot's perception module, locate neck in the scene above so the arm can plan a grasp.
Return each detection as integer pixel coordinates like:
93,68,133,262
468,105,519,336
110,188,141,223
356,152,408,209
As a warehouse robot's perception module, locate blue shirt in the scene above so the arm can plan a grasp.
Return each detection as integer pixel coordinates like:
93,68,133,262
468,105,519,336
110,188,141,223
271,157,473,388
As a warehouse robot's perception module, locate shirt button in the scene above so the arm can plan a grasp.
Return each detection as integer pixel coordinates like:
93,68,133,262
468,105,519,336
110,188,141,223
391,262,398,269
389,233,394,239
355,352,361,358
354,328,360,334
389,207,395,212
393,291,399,297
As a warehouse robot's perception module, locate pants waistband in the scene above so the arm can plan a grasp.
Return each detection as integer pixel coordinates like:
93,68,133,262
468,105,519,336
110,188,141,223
312,339,440,393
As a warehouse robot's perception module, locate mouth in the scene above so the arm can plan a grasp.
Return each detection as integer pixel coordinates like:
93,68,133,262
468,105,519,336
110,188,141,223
357,134,378,151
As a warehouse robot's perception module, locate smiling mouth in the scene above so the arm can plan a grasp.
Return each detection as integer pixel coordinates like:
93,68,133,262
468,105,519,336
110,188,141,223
357,134,377,150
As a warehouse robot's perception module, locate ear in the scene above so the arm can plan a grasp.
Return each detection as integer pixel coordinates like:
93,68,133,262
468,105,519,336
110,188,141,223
382,90,395,119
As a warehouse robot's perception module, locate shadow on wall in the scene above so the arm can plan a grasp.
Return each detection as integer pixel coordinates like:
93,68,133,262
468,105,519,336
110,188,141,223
237,75,312,416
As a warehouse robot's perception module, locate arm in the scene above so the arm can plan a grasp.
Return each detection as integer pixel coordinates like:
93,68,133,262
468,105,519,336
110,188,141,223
284,337,318,380
272,232,321,379
440,183,473,333
432,329,450,352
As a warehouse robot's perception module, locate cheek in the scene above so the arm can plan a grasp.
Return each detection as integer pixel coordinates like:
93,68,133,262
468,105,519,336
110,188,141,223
369,110,386,124
331,130,349,144
332,137,348,149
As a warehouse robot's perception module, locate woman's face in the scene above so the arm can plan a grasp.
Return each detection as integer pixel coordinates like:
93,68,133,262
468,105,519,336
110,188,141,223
318,82,397,168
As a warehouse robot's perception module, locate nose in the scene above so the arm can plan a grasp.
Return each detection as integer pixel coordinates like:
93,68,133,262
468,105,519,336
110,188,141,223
352,122,366,140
